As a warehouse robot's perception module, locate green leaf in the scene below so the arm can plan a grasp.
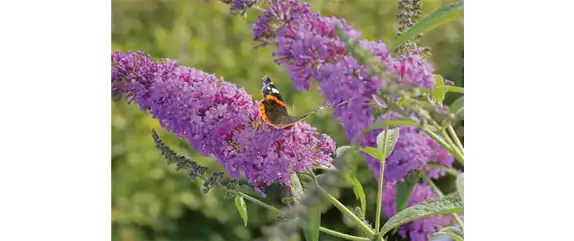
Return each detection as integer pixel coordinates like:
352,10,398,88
381,195,463,235
343,174,367,217
392,0,464,50
450,96,464,120
395,170,421,213
234,196,248,227
360,147,384,161
376,128,400,157
297,171,315,187
239,185,262,197
432,226,464,241
290,172,304,204
336,145,352,158
436,86,464,94
302,207,321,241
361,119,420,136
456,173,464,203
432,74,446,102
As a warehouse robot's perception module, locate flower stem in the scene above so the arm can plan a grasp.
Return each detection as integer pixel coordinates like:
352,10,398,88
319,186,376,237
375,118,390,233
441,128,464,161
236,191,280,213
447,124,464,153
420,171,464,228
426,163,459,177
319,227,370,241
237,191,370,240
375,163,386,232
423,129,464,165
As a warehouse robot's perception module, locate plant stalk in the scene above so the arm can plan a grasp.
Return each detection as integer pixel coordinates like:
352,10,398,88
319,187,376,237
319,227,371,241
375,119,391,233
423,129,464,165
237,191,371,240
447,124,464,153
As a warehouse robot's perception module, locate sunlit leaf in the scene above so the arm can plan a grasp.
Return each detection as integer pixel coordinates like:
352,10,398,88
392,0,464,50
376,128,400,157
456,173,464,203
381,196,463,235
431,226,464,241
360,147,384,161
234,196,248,227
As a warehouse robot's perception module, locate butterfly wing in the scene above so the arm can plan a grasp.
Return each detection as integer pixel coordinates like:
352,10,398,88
260,76,302,128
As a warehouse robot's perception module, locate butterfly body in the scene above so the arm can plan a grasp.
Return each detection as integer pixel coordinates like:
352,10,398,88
258,76,308,129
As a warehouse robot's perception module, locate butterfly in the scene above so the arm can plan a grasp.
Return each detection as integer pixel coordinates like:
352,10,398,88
258,76,327,129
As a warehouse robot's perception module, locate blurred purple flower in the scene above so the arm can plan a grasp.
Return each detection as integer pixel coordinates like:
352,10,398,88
383,182,455,241
253,0,312,47
220,0,257,15
112,51,335,195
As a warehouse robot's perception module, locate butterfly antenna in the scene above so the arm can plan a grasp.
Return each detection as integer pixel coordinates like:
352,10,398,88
297,100,350,120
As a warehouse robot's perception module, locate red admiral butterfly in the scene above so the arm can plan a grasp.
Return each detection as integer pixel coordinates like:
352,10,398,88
258,76,326,129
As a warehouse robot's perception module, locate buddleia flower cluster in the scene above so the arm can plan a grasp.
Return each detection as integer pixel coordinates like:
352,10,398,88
246,0,456,240
112,51,335,195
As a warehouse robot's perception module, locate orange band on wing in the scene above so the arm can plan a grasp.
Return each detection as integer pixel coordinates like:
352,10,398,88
258,102,270,123
265,95,286,107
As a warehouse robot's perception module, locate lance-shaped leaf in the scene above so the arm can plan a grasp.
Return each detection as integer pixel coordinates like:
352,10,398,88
432,74,447,102
450,96,464,120
289,172,304,204
361,147,384,161
392,0,464,50
381,195,463,235
377,128,400,158
234,196,248,227
395,170,421,213
431,226,464,241
302,207,321,241
456,173,464,203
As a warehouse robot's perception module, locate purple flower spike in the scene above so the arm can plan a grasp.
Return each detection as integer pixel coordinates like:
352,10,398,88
252,0,312,47
388,54,435,89
220,0,257,15
112,51,335,195
383,182,455,241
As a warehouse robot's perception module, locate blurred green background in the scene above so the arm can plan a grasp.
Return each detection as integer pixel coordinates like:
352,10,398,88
111,0,463,240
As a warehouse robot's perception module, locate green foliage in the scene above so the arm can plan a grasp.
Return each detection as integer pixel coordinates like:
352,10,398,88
111,0,463,240
362,119,421,135
457,173,464,203
376,128,400,158
302,207,321,241
344,174,367,217
432,226,464,241
392,0,464,50
395,171,421,213
234,196,248,227
451,96,464,120
360,147,384,161
290,172,305,204
380,196,464,235
433,74,447,102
